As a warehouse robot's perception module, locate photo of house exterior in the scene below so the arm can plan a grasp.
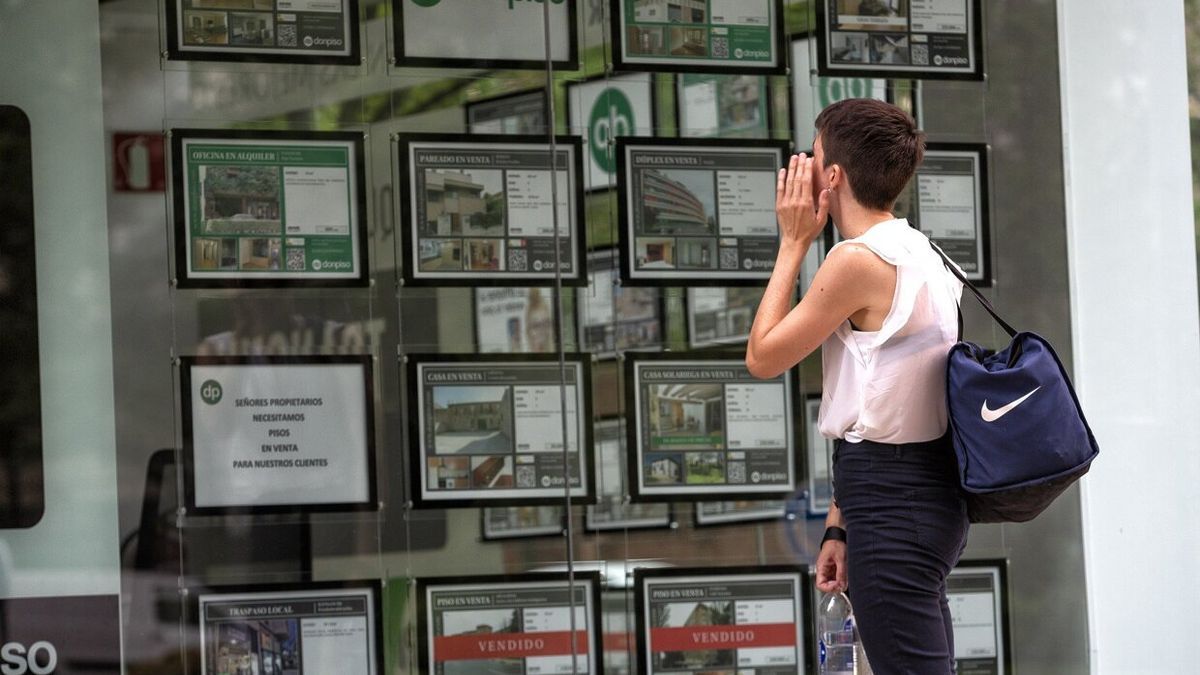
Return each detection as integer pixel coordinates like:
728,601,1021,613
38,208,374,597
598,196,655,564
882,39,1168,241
640,169,714,235
634,0,707,24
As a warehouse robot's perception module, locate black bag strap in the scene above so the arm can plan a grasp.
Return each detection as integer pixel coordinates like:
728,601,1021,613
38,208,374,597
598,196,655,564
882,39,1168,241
929,241,1018,339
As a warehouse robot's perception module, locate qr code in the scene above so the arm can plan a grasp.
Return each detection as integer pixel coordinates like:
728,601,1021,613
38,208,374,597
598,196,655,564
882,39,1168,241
711,36,729,59
727,462,746,484
911,44,929,66
278,24,298,47
507,247,528,272
286,248,306,271
516,465,537,488
719,248,739,270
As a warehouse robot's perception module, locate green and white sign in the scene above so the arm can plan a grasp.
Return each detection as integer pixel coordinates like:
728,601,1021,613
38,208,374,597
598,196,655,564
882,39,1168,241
791,37,886,148
181,355,377,515
394,0,578,69
614,0,783,74
567,74,655,191
172,129,367,287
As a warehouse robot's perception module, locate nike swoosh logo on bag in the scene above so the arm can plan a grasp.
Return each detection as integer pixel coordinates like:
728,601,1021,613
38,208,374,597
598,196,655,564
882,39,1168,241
980,387,1042,422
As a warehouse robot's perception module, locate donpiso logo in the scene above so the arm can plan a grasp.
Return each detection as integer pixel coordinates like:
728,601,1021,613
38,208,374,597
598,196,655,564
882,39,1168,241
1,641,58,675
200,380,223,405
588,87,635,174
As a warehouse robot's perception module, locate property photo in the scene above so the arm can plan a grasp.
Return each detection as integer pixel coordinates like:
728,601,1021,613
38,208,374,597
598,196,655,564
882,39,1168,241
427,456,471,489
208,618,300,675
418,238,463,272
633,0,707,24
674,237,718,269
183,10,229,45
439,608,523,675
423,169,506,237
471,455,514,489
643,452,683,485
199,164,281,234
647,383,726,450
466,238,503,271
830,32,869,62
684,451,726,484
229,12,274,46
432,386,515,455
835,0,909,31
238,237,281,270
669,26,709,57
635,237,677,269
650,600,736,670
639,168,716,236
718,76,764,133
626,26,666,55
192,237,238,270
870,34,910,64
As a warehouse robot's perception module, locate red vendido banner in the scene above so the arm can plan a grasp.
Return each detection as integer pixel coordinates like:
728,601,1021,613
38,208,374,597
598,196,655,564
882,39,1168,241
435,630,591,661
649,623,797,652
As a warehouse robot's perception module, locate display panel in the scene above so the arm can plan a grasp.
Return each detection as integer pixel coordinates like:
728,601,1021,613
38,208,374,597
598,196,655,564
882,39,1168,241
790,35,887,147
189,580,383,675
179,355,378,515
694,500,788,526
398,133,586,286
612,0,787,75
481,506,566,540
626,353,798,501
164,0,361,65
417,572,603,675
677,73,772,139
578,248,665,359
0,104,43,528
566,74,656,192
170,128,369,288
685,287,760,347
407,354,594,507
466,89,549,135
910,142,991,285
475,287,570,354
617,138,788,285
948,560,1011,674
634,566,809,675
393,0,578,70
816,0,984,80
586,419,674,531
802,395,833,517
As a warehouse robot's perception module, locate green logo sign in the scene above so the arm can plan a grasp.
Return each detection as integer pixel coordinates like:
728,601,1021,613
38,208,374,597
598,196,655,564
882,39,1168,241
200,380,223,405
818,78,874,108
412,0,441,6
588,87,635,174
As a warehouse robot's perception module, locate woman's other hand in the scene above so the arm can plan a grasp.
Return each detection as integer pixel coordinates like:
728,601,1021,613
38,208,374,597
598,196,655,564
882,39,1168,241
815,539,849,594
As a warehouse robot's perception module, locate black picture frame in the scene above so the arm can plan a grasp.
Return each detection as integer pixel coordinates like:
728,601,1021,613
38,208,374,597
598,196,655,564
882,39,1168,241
178,354,379,516
674,73,779,140
464,88,550,135
949,558,1013,674
910,142,992,287
692,499,791,527
633,564,814,675
611,0,788,76
576,247,668,360
0,104,43,529
814,0,985,81
616,136,791,286
169,127,370,289
183,578,385,675
584,418,676,532
392,0,580,71
623,351,803,503
564,72,659,193
405,352,596,509
415,571,604,674
164,0,363,66
396,132,588,287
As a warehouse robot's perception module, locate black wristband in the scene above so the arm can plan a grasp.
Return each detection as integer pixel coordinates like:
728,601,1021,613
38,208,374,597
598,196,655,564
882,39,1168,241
821,526,847,546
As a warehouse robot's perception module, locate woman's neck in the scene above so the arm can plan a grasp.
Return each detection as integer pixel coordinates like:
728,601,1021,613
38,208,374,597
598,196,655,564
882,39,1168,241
833,200,897,240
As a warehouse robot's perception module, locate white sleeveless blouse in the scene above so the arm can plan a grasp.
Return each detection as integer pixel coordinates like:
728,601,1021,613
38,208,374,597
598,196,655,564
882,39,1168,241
817,219,964,444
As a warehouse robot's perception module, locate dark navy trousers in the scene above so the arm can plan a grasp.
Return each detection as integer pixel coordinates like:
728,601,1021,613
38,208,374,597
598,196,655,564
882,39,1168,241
833,434,969,675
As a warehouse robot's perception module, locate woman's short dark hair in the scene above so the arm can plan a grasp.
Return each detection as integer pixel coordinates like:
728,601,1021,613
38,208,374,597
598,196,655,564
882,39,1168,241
814,98,925,211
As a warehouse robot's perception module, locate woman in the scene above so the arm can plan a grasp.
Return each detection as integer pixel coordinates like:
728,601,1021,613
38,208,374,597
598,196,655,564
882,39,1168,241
746,98,968,673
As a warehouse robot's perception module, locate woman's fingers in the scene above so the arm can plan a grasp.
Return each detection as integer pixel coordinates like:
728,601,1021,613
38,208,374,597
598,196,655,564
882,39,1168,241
786,154,802,201
776,167,787,203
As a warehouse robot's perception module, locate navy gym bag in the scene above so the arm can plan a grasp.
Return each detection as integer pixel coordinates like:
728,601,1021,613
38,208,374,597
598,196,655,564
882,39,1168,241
933,245,1099,523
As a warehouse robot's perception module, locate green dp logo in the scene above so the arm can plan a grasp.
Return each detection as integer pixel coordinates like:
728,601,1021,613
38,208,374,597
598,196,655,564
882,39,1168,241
200,379,223,405
588,87,635,174
411,0,441,6
818,78,874,108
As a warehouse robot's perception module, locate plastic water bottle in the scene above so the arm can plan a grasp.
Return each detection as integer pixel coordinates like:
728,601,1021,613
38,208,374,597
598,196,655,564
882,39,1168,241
818,591,868,674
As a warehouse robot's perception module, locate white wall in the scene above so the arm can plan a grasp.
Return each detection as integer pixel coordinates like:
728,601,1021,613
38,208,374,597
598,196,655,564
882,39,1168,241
1058,1,1200,672
0,1,120,595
